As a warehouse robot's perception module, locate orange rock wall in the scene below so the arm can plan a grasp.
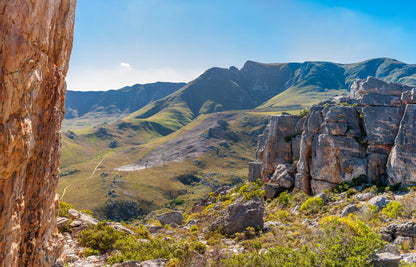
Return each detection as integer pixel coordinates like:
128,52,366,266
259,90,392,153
0,1,76,266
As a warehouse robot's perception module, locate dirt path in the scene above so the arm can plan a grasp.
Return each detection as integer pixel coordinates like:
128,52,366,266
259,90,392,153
60,184,72,200
88,158,104,179
60,158,104,200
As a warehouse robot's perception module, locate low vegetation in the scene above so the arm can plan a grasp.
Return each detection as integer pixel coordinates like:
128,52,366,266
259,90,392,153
58,180,416,266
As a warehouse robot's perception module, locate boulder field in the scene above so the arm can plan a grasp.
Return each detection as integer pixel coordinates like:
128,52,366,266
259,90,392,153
250,77,416,195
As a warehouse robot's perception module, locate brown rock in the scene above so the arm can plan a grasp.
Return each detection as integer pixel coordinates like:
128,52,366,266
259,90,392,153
0,1,76,266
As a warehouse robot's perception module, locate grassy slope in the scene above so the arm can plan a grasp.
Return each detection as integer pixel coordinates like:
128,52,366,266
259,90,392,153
59,58,416,219
58,112,268,219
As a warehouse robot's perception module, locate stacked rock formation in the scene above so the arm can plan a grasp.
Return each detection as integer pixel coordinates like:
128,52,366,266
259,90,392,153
249,77,416,195
0,1,76,266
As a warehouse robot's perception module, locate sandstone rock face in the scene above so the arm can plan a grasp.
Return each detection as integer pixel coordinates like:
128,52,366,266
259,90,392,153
387,104,416,185
251,76,416,195
0,1,76,266
250,114,304,186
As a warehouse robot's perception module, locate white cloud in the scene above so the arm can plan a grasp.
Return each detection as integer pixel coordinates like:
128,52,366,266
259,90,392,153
120,62,132,70
66,64,203,91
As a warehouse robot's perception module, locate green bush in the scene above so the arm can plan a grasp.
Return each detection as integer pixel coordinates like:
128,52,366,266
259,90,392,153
135,224,151,239
299,108,310,118
382,201,404,218
59,201,75,217
299,197,324,214
222,216,384,267
79,223,124,253
276,191,290,205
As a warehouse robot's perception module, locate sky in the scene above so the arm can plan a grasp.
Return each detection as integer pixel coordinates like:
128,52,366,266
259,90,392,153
66,0,416,91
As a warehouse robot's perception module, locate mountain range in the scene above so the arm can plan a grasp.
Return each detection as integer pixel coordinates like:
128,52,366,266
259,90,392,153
59,58,416,220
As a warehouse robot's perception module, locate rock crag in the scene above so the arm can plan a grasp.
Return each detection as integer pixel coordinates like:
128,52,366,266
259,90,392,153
0,1,76,266
250,77,416,194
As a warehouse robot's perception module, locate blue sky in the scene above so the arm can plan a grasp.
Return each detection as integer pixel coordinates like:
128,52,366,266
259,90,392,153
67,0,416,91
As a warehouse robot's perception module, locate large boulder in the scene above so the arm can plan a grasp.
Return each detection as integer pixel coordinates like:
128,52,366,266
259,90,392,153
350,76,412,99
369,252,401,267
156,211,184,227
210,197,264,235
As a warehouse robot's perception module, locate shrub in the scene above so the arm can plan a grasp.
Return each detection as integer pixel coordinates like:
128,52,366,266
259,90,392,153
299,108,310,118
189,225,199,232
276,191,290,205
79,223,124,254
59,201,75,217
222,216,384,266
82,247,99,257
135,224,151,239
382,201,404,219
191,241,207,254
317,216,385,266
299,197,324,214
277,210,290,222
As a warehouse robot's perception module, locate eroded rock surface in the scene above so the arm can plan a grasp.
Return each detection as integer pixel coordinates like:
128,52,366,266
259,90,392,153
0,1,76,266
250,77,416,195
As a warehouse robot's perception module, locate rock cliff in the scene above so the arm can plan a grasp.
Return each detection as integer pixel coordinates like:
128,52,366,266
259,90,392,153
0,1,76,266
250,77,416,195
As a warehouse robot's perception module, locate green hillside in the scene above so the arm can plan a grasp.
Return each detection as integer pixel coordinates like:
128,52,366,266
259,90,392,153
59,57,416,221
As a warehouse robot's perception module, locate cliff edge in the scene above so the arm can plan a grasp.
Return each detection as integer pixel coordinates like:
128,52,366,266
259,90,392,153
0,1,76,266
249,77,416,195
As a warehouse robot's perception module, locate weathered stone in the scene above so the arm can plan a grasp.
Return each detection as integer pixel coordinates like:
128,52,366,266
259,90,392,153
383,222,416,238
368,196,389,210
320,106,362,137
0,1,76,266
57,217,70,231
369,252,401,267
361,94,403,106
210,197,264,234
402,88,416,104
351,76,412,99
311,179,337,194
248,161,263,182
270,164,294,189
294,173,312,195
156,211,184,227
264,183,284,199
311,134,367,184
367,153,388,183
354,192,377,201
363,106,404,149
256,114,303,179
402,253,416,264
379,244,399,255
105,222,136,236
341,204,359,217
394,236,414,249
251,76,416,196
387,104,416,185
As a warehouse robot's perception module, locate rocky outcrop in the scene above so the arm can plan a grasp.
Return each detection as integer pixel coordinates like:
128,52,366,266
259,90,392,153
254,114,304,194
0,1,76,266
249,77,416,194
